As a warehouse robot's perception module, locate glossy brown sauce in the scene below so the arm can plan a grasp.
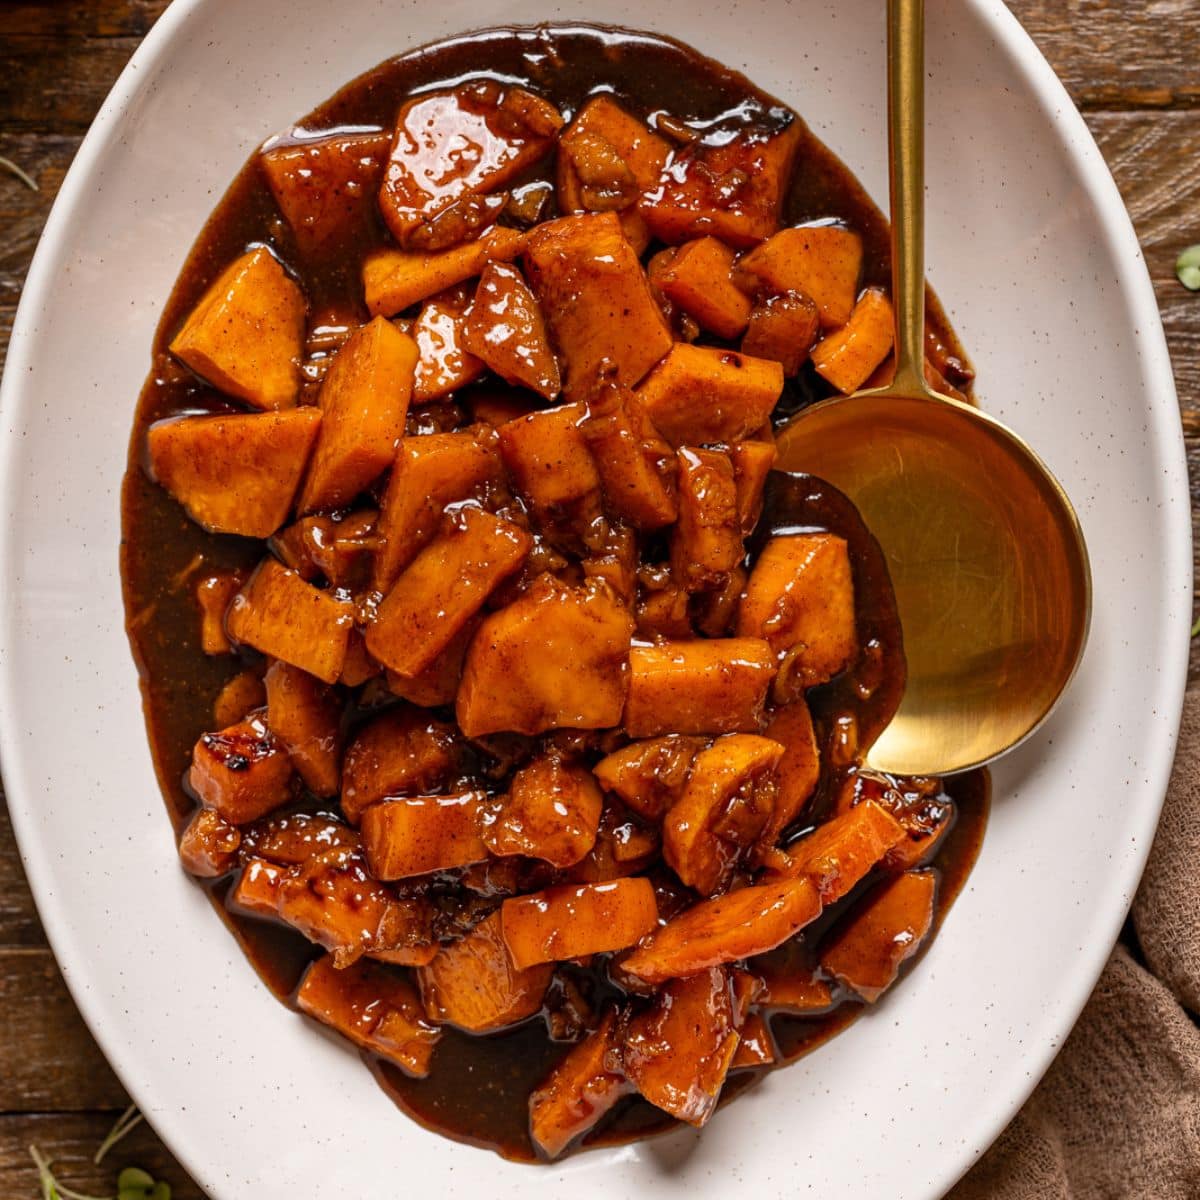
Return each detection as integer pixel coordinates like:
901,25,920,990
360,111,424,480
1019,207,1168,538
120,24,988,1162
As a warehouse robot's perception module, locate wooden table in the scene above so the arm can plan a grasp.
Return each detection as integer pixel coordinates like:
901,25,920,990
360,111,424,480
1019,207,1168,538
1,2,1197,1194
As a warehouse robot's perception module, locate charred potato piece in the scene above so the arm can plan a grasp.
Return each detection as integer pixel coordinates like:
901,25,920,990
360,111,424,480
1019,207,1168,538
188,714,292,824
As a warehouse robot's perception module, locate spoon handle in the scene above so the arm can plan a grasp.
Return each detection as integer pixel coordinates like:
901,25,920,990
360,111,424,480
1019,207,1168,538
887,0,931,396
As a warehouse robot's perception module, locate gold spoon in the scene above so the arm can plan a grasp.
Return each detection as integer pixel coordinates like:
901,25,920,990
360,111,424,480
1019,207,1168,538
775,0,1091,776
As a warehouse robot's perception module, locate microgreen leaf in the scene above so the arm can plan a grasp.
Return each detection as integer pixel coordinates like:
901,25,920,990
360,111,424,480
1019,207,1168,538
0,153,38,191
1178,245,1200,292
1191,614,1200,638
28,1146,112,1200
95,1106,143,1165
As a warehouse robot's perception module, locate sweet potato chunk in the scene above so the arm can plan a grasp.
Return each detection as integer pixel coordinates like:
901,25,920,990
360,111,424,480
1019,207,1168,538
212,669,266,727
297,317,416,512
592,735,705,822
228,856,283,915
692,563,748,638
581,526,638,605
758,700,821,846
635,576,693,640
263,660,343,798
500,878,658,969
524,212,673,400
457,575,633,738
170,247,305,410
410,285,486,402
838,775,955,871
671,447,741,592
417,910,553,1032
385,616,478,708
639,116,801,249
731,1014,776,1068
366,507,531,677
178,808,241,877
227,558,354,684
820,870,937,1002
239,810,359,866
623,967,739,1126
379,83,562,247
341,707,463,824
529,1009,629,1159
297,954,441,1076
663,734,783,895
624,639,775,737
657,237,751,338
729,440,778,535
261,130,390,256
274,510,379,591
635,344,783,448
483,752,603,867
188,715,292,824
740,292,820,375
810,287,896,395
752,941,835,1013
463,261,561,399
737,533,856,685
195,570,246,655
363,226,526,316
621,877,821,985
147,409,321,538
360,792,487,880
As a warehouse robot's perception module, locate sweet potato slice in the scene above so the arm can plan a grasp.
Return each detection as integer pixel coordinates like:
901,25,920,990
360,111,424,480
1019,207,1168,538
736,225,863,329
523,212,673,400
567,804,661,885
226,558,354,684
341,706,464,824
737,532,856,686
366,507,531,678
838,775,955,871
624,639,775,738
363,226,526,316
463,261,561,399
239,811,360,866
671,447,741,592
188,714,292,824
417,910,553,1032
658,237,751,338
740,292,821,376
178,808,241,877
212,669,266,727
261,130,390,256
385,616,479,708
634,344,783,448
752,941,835,1014
729,440,778,535
529,1009,629,1159
810,287,896,394
195,570,246,655
297,954,441,1076
263,660,343,798
623,967,739,1126
410,285,486,403
228,856,284,915
458,574,633,737
500,878,658,969
148,409,321,538
758,700,821,847
170,246,305,410
592,735,705,822
360,792,487,880
483,752,603,867
663,734,783,896
621,877,821,985
820,870,937,1002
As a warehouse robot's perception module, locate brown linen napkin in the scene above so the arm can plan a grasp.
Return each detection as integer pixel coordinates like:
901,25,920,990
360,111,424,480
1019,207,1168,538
949,689,1200,1199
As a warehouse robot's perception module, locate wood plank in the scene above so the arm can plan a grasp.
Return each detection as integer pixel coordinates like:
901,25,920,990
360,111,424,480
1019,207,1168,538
0,0,170,39
0,796,45,948
0,306,13,376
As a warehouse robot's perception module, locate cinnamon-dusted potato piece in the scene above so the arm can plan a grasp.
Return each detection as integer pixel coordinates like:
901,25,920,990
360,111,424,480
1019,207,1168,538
729,440,778,535
261,130,390,256
624,639,775,738
810,287,896,394
457,575,634,738
671,447,742,592
663,734,783,895
227,558,354,684
462,261,561,399
740,292,821,375
339,631,382,688
621,876,821,985
195,570,246,655
178,808,242,877
239,810,360,866
170,247,306,411
592,735,705,822
148,409,321,538
735,224,863,329
483,752,603,867
838,775,955,871
297,954,441,1077
758,699,821,847
410,284,486,403
623,966,739,1126
385,616,479,708
567,803,661,884
737,532,856,685
635,577,693,640
635,344,783,448
581,525,638,606
657,237,752,338
360,792,488,880
752,940,835,1013
820,870,938,1002
363,226,526,316
379,82,562,248
264,660,343,798
212,669,267,727
366,507,531,678
529,1009,629,1159
188,714,292,824
228,857,284,915
500,878,658,969
523,212,673,400
417,910,553,1033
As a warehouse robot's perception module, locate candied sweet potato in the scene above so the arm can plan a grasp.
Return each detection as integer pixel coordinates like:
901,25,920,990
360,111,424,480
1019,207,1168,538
635,344,783,448
385,616,479,708
226,558,354,685
239,811,360,866
263,660,343,798
147,409,321,538
731,1013,776,1068
752,941,835,1013
195,570,246,655
276,510,378,591
737,532,856,686
178,807,241,877
212,669,266,727
592,735,705,822
692,563,748,638
500,878,658,969
810,287,896,395
417,910,553,1032
366,507,531,678
624,639,775,738
229,856,284,915
621,876,821,985
635,579,693,640
361,792,488,880
729,440,778,536
740,292,820,376
758,700,821,846
188,715,292,824
410,285,486,402
671,447,741,592
170,247,305,410
458,575,633,738
657,237,751,339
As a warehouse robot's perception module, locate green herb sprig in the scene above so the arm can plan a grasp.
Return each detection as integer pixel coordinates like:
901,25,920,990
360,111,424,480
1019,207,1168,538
29,1107,171,1200
1178,245,1200,292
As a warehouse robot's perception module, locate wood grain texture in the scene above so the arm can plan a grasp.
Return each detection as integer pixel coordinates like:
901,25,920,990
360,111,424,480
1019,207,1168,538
0,802,44,946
